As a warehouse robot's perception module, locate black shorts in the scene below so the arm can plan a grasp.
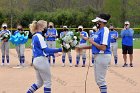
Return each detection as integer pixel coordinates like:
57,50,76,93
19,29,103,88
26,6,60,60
122,44,133,54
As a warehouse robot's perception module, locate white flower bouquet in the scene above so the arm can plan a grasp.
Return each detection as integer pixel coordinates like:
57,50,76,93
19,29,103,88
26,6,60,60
59,31,80,52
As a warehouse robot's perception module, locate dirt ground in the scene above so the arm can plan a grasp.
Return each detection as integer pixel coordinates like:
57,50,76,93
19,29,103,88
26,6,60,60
0,49,140,93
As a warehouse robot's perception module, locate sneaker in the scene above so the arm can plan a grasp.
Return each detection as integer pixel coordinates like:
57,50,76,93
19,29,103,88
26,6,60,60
75,64,79,67
1,63,4,66
82,64,85,67
130,63,133,67
62,63,65,67
69,63,72,67
7,63,10,66
122,63,128,67
90,64,93,67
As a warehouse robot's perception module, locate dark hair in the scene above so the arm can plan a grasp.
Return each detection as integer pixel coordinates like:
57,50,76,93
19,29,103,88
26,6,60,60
98,13,111,21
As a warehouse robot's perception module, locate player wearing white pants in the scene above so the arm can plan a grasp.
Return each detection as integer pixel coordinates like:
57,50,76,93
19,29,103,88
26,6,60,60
75,26,88,67
14,25,26,66
0,23,11,66
79,14,111,93
60,26,72,67
45,22,58,65
27,20,62,93
109,26,118,65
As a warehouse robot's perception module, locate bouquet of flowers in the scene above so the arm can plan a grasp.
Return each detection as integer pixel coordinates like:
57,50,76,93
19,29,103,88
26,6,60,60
0,32,10,41
59,31,80,52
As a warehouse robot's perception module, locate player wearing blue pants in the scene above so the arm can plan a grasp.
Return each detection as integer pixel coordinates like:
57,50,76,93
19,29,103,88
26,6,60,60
60,26,72,67
109,25,118,65
78,14,111,93
27,20,62,93
0,23,11,66
45,22,58,65
89,26,98,67
75,26,88,67
121,21,134,67
14,25,26,66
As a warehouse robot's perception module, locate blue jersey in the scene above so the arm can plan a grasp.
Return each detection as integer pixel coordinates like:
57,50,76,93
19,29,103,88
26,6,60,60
60,31,73,38
32,32,62,58
121,28,134,46
92,27,111,54
89,31,96,38
80,31,88,44
0,30,11,35
109,30,118,43
46,28,58,41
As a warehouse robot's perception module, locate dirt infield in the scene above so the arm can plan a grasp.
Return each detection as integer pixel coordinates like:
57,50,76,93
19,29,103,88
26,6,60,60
0,49,140,93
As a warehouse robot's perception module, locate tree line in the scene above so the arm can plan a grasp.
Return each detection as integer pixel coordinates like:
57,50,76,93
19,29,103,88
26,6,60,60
0,0,140,28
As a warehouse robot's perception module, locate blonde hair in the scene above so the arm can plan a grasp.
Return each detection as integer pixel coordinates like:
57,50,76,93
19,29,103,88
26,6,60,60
48,22,54,27
29,20,47,34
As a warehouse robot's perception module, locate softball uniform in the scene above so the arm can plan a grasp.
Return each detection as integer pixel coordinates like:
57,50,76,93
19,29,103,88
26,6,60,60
27,32,62,93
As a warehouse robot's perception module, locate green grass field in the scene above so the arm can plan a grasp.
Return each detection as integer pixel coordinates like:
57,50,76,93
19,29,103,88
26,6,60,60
9,38,140,49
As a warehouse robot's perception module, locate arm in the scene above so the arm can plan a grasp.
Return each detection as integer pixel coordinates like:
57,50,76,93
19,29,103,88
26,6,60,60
128,29,134,36
43,47,62,54
121,30,125,37
52,29,58,37
81,32,89,40
89,38,106,51
114,31,119,39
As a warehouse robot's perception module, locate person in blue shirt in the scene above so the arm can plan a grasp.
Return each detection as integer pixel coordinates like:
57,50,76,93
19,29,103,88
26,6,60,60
75,25,88,67
109,25,118,65
121,21,134,67
27,20,62,93
45,22,58,65
60,26,72,67
0,23,11,66
77,13,111,93
89,26,98,67
14,25,26,66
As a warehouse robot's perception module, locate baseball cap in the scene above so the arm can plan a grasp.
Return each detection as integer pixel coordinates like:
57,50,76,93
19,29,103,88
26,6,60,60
124,21,130,25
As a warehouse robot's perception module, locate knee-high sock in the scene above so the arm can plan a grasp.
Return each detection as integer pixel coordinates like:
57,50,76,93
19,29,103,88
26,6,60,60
44,87,51,93
92,56,94,64
100,85,107,93
52,55,55,64
2,56,5,63
27,83,38,93
69,55,72,63
82,57,86,65
21,56,25,63
114,56,118,64
76,55,80,65
6,56,9,63
62,55,65,63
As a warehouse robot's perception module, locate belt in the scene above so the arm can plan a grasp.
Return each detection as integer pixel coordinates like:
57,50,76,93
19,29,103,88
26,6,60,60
47,40,55,41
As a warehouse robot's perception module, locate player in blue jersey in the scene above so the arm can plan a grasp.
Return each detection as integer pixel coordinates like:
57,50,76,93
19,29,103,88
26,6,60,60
75,25,88,67
77,14,111,93
0,23,11,66
60,26,72,67
45,22,58,66
89,26,98,67
14,25,26,66
121,21,134,67
109,25,118,65
27,20,62,93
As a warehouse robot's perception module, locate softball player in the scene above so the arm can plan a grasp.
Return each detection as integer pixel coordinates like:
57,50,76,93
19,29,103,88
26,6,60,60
0,23,11,66
14,25,25,66
60,26,72,67
78,14,111,93
89,26,98,67
45,22,58,65
27,20,62,93
75,25,88,67
109,26,118,65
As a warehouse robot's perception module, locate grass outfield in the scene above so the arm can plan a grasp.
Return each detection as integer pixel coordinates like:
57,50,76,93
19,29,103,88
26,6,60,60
10,38,140,49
